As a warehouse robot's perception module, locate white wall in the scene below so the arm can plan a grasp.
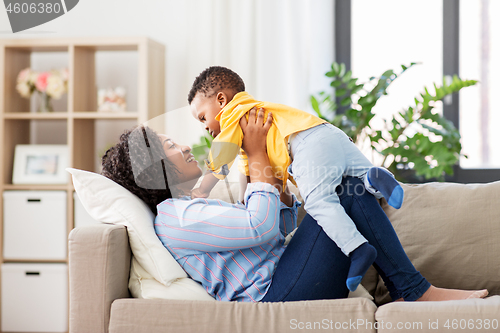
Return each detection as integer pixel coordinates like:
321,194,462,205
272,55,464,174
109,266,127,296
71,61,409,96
0,0,334,148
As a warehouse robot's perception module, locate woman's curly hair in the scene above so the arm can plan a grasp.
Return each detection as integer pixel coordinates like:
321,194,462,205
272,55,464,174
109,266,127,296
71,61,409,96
101,125,178,214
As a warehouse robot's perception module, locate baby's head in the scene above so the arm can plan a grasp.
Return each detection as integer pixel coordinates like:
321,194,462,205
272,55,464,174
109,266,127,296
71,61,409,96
188,66,245,138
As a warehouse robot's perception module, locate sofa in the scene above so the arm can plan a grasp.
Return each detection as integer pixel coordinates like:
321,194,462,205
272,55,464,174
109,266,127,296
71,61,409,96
68,168,500,333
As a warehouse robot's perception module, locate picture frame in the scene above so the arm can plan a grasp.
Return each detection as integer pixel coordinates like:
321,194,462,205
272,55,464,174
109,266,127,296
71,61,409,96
12,145,69,184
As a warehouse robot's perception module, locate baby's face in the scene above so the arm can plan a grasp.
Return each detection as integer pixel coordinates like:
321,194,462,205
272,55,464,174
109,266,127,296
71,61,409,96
190,93,222,138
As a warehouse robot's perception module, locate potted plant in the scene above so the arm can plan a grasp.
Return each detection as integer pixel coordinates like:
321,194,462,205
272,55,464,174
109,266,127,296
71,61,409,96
311,62,477,182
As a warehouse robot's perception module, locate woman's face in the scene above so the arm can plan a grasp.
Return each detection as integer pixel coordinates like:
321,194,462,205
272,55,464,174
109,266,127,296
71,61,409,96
157,134,203,190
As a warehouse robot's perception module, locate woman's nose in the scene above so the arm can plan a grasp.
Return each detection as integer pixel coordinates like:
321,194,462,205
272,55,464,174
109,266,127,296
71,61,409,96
182,145,191,153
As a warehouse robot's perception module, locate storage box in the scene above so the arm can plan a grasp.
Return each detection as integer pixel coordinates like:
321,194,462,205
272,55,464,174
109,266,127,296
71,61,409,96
74,192,100,228
3,191,67,259
1,263,68,332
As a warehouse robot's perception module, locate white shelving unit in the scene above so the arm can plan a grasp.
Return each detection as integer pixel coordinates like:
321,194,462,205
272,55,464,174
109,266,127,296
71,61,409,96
0,36,165,332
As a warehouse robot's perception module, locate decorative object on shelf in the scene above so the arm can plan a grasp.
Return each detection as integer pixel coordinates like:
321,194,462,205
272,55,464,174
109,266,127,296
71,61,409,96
311,62,477,182
97,87,127,112
12,145,69,184
16,68,69,112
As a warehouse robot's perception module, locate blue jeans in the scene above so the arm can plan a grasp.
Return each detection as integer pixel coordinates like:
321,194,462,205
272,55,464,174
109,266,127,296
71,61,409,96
261,176,431,302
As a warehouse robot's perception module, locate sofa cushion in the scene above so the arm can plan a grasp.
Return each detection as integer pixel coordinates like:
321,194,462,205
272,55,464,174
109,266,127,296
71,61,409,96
376,181,500,304
109,298,377,333
67,168,214,301
375,296,500,332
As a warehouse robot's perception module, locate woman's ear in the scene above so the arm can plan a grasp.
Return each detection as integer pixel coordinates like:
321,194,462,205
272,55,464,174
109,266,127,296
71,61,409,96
216,92,228,108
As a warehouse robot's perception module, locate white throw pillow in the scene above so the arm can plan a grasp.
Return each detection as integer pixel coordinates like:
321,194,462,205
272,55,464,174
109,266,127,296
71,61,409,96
67,168,214,301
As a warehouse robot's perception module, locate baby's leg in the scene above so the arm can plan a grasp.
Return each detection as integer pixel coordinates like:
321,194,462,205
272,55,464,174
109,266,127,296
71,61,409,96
346,242,377,291
334,127,404,209
289,124,375,291
365,167,404,209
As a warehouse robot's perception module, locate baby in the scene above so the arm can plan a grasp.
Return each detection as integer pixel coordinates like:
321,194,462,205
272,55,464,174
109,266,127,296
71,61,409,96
188,66,404,291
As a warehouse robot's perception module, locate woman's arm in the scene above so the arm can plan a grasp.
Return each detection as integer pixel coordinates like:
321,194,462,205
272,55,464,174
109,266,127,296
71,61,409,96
155,183,281,254
239,108,280,189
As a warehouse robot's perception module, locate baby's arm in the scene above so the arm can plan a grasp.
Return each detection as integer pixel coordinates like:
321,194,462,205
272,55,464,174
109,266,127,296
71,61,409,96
280,182,294,207
191,172,220,199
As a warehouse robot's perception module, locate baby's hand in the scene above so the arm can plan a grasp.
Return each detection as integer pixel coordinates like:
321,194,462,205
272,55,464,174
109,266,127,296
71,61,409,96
191,187,210,199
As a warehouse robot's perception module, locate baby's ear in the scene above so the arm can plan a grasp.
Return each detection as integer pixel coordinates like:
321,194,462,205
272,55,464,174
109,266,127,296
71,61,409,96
217,92,229,107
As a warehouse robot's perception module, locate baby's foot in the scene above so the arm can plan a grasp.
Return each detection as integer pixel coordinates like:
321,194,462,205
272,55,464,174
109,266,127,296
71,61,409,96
346,242,377,292
417,285,489,301
367,167,404,209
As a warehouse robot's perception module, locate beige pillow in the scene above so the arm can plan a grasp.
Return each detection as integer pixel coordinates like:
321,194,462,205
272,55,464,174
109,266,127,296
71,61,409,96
375,181,500,304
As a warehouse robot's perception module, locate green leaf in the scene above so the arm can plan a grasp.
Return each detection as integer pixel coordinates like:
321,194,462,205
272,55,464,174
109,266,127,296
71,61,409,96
331,62,340,76
358,94,375,105
371,130,384,142
341,96,352,107
381,69,394,79
342,70,352,83
310,95,321,115
204,136,212,148
339,63,346,77
331,80,342,88
351,84,364,95
347,78,358,90
335,88,347,97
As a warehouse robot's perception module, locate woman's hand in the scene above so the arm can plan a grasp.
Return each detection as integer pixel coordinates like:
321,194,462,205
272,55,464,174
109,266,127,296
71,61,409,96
240,107,278,188
240,107,272,158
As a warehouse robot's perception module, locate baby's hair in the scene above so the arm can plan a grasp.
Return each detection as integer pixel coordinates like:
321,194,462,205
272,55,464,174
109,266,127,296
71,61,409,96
188,66,245,104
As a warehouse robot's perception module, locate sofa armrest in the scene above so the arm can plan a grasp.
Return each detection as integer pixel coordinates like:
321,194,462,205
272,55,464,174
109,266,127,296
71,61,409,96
69,224,131,333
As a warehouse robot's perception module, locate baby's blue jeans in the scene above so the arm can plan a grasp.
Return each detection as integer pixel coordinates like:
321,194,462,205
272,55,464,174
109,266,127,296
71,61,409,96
261,176,430,302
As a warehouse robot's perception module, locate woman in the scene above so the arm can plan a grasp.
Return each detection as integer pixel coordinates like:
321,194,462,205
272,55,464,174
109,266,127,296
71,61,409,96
101,107,488,303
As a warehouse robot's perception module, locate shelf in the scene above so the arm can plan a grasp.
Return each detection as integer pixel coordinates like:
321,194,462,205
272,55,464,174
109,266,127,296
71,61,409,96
3,112,69,120
2,258,68,264
73,112,140,119
2,112,140,120
0,36,165,332
0,36,164,51
2,184,72,191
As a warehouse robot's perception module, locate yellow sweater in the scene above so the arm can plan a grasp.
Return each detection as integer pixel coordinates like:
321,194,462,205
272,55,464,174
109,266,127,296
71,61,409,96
206,92,327,186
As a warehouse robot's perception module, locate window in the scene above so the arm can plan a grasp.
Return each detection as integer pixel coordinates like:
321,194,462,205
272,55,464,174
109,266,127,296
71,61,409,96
337,0,500,182
352,0,443,123
459,0,500,169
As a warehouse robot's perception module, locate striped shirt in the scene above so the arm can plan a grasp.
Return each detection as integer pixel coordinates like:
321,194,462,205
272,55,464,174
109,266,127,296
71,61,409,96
154,182,299,302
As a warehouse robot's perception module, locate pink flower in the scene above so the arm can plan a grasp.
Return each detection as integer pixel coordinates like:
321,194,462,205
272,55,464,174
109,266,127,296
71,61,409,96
17,68,31,83
60,68,69,81
35,72,50,92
